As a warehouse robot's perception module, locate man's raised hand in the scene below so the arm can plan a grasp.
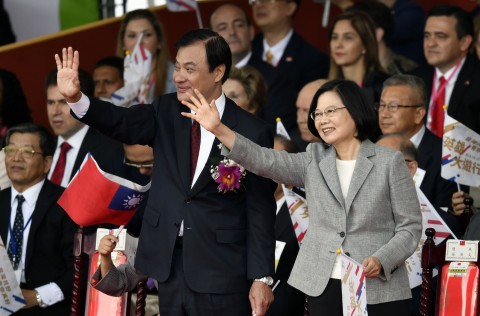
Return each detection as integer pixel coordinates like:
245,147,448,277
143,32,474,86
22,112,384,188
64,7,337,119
54,47,82,103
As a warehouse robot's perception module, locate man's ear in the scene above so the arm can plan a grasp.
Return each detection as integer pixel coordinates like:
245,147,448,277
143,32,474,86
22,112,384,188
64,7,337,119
214,64,226,83
459,35,473,53
414,107,426,125
286,1,297,17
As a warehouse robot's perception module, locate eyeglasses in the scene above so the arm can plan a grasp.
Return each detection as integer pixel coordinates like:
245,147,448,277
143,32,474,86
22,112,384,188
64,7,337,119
310,106,346,120
123,157,154,169
249,0,287,5
375,102,423,112
3,146,43,158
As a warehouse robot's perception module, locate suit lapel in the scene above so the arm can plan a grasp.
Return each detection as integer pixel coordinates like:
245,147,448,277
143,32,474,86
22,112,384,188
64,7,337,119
25,182,51,267
174,103,192,194
190,99,238,196
449,56,473,118
0,189,12,244
319,147,345,209
72,128,97,179
345,141,375,213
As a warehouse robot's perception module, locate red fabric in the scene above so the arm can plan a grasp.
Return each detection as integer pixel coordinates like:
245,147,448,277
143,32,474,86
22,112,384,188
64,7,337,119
50,142,72,185
57,156,143,226
431,76,446,138
191,121,201,182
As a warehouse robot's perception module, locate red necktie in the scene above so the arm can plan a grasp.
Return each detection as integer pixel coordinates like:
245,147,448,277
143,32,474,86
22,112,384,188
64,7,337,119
191,121,201,182
431,76,446,137
51,142,72,185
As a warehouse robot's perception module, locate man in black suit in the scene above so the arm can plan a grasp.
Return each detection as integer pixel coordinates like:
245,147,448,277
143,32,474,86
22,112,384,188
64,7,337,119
411,4,480,135
0,123,77,315
55,29,276,316
248,0,329,133
44,69,123,187
378,74,460,235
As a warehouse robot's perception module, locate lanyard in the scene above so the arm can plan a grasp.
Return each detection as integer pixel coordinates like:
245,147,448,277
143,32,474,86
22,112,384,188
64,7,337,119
429,59,462,109
8,212,34,258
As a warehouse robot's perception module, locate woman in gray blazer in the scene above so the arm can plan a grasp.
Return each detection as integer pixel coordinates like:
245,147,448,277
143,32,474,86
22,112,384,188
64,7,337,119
182,79,422,316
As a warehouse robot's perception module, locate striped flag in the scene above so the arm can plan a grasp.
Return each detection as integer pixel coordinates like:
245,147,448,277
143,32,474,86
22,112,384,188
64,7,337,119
441,113,480,187
405,186,456,288
341,252,368,316
58,154,151,226
166,0,199,12
282,185,309,244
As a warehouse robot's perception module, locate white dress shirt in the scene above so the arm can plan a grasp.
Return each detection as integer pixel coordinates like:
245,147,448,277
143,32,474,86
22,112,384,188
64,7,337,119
47,125,89,187
262,28,293,67
410,125,426,149
9,181,64,306
235,51,252,68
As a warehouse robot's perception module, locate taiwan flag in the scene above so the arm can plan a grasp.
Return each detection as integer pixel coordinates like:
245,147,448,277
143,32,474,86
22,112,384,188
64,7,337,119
58,154,151,226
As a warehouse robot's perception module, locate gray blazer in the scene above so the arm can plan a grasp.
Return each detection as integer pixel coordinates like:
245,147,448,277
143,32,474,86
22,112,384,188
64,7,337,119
225,135,422,304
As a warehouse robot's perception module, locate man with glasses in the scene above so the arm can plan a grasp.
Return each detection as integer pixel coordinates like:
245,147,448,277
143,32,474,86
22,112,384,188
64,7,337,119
248,0,329,134
0,123,77,314
378,74,458,215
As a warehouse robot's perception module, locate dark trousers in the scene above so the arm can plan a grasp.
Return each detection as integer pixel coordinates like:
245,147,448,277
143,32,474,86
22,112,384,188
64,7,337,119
157,247,251,316
307,278,411,316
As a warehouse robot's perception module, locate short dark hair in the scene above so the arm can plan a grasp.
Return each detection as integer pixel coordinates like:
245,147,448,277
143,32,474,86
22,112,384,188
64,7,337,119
45,68,94,98
5,123,55,157
94,56,124,78
347,0,394,44
383,74,427,108
428,5,474,39
307,79,377,142
274,134,299,153
175,29,232,84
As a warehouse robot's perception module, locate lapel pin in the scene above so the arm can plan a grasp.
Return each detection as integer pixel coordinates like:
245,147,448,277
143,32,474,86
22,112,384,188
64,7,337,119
286,56,293,62
464,80,470,86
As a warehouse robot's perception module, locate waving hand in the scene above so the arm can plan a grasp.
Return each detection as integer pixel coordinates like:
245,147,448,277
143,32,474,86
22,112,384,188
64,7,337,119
54,47,82,103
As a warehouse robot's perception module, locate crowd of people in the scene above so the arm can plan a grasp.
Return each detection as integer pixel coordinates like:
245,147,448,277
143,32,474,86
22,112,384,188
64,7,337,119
2,1,480,315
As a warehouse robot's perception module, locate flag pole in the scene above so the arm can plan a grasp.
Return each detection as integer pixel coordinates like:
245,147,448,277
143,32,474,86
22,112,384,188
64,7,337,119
115,225,125,238
195,7,203,29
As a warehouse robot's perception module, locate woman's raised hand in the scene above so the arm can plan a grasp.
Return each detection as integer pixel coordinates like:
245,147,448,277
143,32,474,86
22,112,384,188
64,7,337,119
54,47,82,102
181,89,222,133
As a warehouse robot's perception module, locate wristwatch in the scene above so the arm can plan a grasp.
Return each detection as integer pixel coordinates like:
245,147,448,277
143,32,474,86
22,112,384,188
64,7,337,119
254,276,274,286
35,290,47,308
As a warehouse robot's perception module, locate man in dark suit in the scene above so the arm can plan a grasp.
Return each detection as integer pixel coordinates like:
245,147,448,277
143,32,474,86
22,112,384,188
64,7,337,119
411,4,480,135
44,69,123,188
0,123,77,315
378,74,460,235
248,0,329,133
55,29,276,316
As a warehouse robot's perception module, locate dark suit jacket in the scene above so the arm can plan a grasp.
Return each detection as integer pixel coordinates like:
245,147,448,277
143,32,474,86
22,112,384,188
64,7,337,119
249,32,329,133
66,126,124,182
76,93,276,294
267,202,304,316
417,129,461,237
411,54,480,134
0,180,77,315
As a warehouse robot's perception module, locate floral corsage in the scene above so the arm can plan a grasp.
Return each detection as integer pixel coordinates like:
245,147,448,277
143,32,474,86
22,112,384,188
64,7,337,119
210,144,246,193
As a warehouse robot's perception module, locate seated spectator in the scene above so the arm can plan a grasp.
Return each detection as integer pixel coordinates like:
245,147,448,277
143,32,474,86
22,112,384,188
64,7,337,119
93,56,124,101
1,123,77,314
328,11,389,106
347,0,418,75
222,66,267,115
116,9,175,99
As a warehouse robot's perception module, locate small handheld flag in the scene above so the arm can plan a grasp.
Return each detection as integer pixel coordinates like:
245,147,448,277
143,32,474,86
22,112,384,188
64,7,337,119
58,155,151,226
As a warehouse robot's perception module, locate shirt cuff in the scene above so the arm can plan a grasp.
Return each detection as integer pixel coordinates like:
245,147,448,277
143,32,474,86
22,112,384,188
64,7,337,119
35,282,64,306
67,92,90,118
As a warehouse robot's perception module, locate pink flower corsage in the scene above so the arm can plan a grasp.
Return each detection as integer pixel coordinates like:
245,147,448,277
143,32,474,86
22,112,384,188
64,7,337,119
210,144,246,193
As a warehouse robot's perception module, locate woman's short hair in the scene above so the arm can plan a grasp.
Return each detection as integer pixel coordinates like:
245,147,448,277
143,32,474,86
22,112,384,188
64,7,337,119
228,66,268,114
307,79,377,142
328,11,382,80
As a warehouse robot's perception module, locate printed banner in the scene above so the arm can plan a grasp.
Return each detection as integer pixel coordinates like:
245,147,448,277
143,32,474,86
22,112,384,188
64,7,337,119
166,0,198,12
441,113,480,187
341,252,368,316
0,237,25,315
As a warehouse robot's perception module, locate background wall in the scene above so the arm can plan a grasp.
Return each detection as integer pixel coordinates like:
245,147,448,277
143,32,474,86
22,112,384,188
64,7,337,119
0,0,477,129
